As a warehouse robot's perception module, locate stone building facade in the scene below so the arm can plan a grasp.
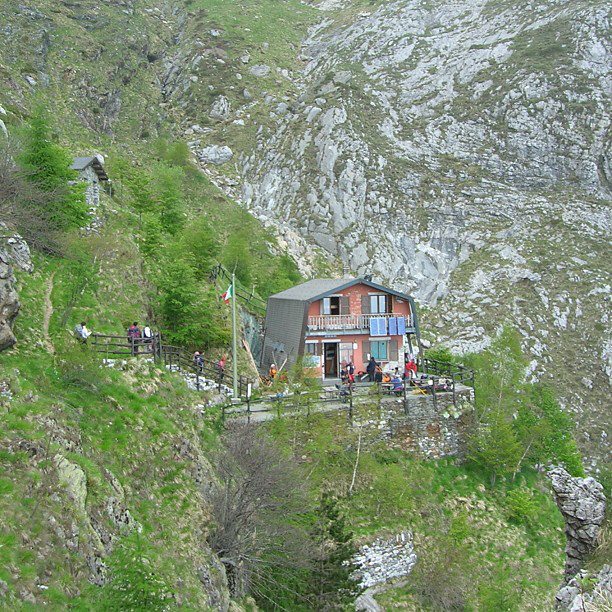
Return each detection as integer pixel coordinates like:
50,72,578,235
71,155,109,210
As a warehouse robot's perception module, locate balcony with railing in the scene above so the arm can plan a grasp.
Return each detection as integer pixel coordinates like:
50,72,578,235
307,312,415,334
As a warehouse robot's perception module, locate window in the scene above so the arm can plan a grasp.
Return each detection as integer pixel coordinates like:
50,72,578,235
370,340,388,360
370,294,387,314
306,343,318,355
322,296,340,315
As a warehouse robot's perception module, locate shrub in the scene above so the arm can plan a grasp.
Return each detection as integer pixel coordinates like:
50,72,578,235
505,486,540,527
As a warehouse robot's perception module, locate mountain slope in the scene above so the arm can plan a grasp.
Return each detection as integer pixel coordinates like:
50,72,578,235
238,0,611,464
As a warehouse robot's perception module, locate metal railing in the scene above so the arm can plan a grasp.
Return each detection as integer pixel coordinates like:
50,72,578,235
307,312,414,332
226,374,471,423
418,356,475,393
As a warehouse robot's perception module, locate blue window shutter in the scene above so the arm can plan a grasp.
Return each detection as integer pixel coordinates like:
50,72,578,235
397,317,406,335
369,317,377,336
389,317,397,335
380,318,387,336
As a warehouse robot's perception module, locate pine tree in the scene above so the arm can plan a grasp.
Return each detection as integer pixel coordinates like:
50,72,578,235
155,165,185,235
19,107,88,230
310,493,357,610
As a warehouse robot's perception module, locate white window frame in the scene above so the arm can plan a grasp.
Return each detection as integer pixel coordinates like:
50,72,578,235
369,293,387,314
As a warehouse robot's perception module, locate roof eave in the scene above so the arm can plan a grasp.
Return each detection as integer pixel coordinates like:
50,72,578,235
305,277,414,303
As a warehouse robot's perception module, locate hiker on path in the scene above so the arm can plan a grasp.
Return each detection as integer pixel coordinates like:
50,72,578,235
142,324,154,352
366,356,377,382
127,322,141,355
216,355,226,381
74,321,91,343
193,351,204,370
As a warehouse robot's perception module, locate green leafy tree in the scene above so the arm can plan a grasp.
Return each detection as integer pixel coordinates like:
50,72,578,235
515,386,584,476
125,168,155,214
178,217,218,279
139,214,164,260
19,107,88,230
222,229,252,286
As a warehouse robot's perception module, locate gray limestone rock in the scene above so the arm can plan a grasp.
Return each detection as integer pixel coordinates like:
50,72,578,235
249,64,270,77
210,95,231,120
198,145,234,165
548,467,606,582
0,228,32,351
555,565,612,611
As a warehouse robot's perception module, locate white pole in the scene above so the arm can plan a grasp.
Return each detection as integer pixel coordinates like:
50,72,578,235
231,272,238,398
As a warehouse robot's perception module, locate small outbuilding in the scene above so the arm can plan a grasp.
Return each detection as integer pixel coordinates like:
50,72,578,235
71,155,109,209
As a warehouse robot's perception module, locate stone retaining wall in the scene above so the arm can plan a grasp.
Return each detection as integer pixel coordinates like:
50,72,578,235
322,387,475,459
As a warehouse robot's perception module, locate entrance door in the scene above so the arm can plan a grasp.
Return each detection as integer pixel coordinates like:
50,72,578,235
323,342,338,378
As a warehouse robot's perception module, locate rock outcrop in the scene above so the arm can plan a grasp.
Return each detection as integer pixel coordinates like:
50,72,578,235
0,226,32,351
556,565,612,611
548,467,606,582
352,532,417,611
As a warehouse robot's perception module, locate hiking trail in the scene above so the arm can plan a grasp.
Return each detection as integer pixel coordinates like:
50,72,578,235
43,271,56,355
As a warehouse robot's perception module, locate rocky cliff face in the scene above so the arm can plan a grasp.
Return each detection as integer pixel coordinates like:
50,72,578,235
0,226,32,351
238,0,611,464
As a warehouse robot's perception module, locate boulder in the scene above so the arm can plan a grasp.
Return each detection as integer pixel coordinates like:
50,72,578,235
198,145,233,165
249,64,270,77
210,95,230,120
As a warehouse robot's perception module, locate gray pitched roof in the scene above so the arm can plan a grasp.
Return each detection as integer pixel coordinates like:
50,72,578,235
71,155,109,181
270,277,414,303
271,278,354,301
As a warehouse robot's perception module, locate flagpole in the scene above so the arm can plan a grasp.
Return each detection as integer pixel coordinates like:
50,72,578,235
231,272,238,398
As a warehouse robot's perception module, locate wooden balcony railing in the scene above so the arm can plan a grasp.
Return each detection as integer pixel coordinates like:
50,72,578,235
307,312,414,332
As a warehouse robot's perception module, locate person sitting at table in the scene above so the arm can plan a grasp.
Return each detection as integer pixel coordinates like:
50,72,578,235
391,374,403,394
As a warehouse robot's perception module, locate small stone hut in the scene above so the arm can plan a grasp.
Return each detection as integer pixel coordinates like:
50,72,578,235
70,155,109,209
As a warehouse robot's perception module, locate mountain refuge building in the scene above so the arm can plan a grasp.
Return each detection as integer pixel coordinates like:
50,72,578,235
261,277,421,379
71,155,109,209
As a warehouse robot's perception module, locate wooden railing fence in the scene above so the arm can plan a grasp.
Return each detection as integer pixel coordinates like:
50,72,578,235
89,333,252,398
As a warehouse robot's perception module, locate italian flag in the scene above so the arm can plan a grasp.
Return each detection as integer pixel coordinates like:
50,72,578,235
221,284,233,305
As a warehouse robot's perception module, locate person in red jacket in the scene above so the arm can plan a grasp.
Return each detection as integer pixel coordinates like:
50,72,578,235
404,358,417,380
